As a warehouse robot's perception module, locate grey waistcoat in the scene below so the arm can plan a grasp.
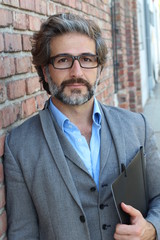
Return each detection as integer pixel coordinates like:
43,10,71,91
53,110,120,240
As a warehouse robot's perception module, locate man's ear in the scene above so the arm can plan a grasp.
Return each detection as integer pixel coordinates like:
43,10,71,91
42,66,48,83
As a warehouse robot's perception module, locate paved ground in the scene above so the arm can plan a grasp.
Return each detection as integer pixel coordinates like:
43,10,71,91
143,82,160,152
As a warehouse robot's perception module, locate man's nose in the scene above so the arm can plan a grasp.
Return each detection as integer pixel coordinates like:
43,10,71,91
69,59,84,78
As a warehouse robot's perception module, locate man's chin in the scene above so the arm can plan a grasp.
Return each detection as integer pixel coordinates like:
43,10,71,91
54,93,93,106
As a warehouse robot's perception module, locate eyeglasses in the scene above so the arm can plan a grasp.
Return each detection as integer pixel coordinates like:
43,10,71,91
49,53,99,69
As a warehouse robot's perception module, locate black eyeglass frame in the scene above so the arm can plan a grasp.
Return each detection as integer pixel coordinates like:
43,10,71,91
49,53,99,70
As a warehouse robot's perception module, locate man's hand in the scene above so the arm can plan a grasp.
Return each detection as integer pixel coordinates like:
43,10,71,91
114,202,156,240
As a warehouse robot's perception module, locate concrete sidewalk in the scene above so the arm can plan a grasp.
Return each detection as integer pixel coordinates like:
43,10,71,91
143,82,160,152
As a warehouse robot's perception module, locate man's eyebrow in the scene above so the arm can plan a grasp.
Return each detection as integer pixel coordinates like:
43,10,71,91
51,52,97,57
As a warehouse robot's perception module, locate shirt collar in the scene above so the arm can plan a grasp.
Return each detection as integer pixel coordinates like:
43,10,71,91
49,97,101,131
92,97,101,126
49,98,68,132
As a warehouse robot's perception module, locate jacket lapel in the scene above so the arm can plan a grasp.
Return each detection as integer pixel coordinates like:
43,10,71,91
54,124,90,175
100,111,113,173
99,103,126,174
39,108,83,209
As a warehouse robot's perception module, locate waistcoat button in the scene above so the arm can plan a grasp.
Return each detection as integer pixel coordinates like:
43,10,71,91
80,215,85,223
100,203,108,209
101,183,108,187
102,224,111,230
90,187,96,192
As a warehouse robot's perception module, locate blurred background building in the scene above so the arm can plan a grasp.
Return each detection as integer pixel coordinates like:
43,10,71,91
137,0,160,106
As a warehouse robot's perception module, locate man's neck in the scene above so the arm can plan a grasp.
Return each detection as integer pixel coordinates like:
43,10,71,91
51,97,94,144
51,97,94,125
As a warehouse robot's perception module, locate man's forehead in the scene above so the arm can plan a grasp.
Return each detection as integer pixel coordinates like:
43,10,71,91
50,32,95,43
50,33,96,56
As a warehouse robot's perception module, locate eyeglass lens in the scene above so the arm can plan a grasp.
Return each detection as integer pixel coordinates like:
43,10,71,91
51,54,98,69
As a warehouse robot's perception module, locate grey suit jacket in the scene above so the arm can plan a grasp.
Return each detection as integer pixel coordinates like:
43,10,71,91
4,101,160,240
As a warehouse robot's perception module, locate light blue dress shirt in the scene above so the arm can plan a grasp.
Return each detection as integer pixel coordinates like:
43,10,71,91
49,98,101,189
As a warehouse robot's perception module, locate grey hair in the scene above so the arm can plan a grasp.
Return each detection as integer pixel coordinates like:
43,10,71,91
31,13,108,94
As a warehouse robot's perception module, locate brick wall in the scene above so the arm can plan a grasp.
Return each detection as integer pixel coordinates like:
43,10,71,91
0,0,113,238
112,0,142,111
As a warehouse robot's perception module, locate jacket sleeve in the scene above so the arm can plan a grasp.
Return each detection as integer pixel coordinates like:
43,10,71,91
4,134,39,240
142,114,160,239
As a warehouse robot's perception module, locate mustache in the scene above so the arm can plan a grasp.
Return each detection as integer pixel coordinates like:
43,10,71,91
60,78,91,89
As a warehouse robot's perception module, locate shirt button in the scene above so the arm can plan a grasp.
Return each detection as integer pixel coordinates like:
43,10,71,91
79,215,85,223
90,187,96,192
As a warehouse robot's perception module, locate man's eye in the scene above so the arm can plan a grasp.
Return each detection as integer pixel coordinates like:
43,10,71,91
82,57,92,62
57,58,68,63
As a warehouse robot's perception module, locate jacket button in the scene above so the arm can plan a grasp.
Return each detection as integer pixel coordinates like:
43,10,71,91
102,224,107,230
90,187,96,192
80,215,85,223
100,204,104,209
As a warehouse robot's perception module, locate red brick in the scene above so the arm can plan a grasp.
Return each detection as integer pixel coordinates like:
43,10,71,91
22,34,32,51
28,15,41,31
2,0,19,7
4,33,22,52
1,104,20,128
0,135,5,157
7,80,26,100
68,0,76,8
0,9,12,27
15,56,31,74
56,5,69,14
0,164,4,183
13,12,29,30
83,0,94,4
0,83,6,103
82,2,89,13
26,77,40,95
0,56,15,78
21,97,36,118
0,187,5,209
98,2,107,11
54,0,67,4
35,0,47,15
0,211,7,237
75,1,82,10
0,34,4,52
19,0,35,11
47,2,56,15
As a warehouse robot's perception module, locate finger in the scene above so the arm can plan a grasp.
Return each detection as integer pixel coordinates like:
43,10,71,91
114,233,130,240
121,202,141,218
115,223,137,235
114,232,137,240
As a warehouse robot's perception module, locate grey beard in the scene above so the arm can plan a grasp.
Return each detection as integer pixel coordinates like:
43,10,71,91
47,75,98,106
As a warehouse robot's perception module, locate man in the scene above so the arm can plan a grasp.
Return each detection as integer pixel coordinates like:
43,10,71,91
4,13,160,240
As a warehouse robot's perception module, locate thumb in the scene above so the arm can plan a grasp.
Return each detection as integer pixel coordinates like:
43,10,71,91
121,202,142,219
